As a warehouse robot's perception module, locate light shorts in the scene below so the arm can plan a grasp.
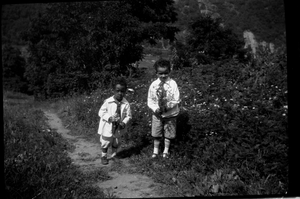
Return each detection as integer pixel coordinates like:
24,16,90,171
100,135,119,149
151,114,177,139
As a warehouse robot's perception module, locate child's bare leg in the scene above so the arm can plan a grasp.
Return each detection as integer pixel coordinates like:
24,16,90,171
153,138,160,156
102,147,108,157
163,138,170,155
151,115,163,158
111,138,119,158
100,135,110,164
163,118,176,158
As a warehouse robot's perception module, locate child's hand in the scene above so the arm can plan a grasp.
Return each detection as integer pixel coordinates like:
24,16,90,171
154,108,162,118
110,113,120,122
119,122,126,129
155,108,162,114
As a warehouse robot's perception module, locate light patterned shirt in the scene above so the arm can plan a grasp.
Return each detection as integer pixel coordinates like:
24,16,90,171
147,77,180,118
98,96,132,137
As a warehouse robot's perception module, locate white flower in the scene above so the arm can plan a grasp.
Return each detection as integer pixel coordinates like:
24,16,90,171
282,113,286,116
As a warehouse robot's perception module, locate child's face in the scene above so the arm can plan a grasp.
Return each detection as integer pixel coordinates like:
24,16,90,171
157,66,170,82
114,84,127,102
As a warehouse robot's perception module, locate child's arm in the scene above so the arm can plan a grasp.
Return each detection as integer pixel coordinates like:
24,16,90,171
119,104,132,129
98,100,112,122
121,103,132,125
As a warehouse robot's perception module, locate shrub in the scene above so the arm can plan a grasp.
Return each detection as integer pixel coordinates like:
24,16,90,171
2,44,29,93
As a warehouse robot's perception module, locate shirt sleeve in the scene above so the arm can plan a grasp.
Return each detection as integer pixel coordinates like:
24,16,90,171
147,83,159,112
98,100,111,122
167,81,180,109
122,103,132,124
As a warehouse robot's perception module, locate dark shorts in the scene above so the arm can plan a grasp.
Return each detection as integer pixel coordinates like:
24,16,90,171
151,114,177,139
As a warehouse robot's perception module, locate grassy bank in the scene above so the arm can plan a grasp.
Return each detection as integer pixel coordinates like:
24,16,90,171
3,91,110,198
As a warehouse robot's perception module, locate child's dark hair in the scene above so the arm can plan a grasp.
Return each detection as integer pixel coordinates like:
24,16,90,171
112,77,127,89
153,58,171,72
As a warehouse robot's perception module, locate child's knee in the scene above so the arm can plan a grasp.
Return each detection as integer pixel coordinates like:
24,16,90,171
101,147,108,153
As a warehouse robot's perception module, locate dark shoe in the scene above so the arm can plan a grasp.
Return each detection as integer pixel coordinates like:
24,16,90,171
101,156,108,165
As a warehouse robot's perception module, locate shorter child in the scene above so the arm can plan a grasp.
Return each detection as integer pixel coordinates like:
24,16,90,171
97,78,132,165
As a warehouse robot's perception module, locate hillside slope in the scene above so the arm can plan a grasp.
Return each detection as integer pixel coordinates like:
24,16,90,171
174,0,286,47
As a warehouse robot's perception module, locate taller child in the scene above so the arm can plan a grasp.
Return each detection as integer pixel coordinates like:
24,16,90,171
147,59,180,158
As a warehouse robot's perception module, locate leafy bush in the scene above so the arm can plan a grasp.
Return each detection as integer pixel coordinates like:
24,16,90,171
2,44,29,93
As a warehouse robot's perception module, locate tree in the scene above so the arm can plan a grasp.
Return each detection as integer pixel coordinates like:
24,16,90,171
171,14,247,69
186,15,245,64
21,1,178,98
2,44,28,92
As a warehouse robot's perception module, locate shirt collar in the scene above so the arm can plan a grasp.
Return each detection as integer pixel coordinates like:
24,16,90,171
107,96,127,104
157,77,171,84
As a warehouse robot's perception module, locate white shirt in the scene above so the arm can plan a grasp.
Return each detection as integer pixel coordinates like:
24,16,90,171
97,96,132,137
147,77,180,118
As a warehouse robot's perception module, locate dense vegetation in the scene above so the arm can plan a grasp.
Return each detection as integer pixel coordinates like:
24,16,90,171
3,0,288,197
56,44,288,196
16,1,177,98
3,92,110,198
2,44,29,92
1,3,48,45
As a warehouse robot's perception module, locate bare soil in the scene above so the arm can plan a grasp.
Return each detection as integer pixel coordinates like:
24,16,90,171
43,109,165,198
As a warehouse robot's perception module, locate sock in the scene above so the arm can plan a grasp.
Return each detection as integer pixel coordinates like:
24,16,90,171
102,152,107,157
111,147,118,157
163,138,170,154
153,139,160,154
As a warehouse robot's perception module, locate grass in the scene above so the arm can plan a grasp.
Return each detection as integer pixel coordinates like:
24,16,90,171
3,91,113,198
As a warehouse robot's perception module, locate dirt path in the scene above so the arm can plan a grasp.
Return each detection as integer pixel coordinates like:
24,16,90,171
43,109,164,198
